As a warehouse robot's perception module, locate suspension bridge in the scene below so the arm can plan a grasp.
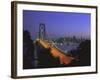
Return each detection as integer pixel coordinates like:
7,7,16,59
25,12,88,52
33,23,76,68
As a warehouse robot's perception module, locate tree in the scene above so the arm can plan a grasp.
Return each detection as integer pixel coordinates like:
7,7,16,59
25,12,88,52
23,30,35,69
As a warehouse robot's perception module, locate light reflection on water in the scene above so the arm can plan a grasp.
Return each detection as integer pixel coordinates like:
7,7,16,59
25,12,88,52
55,43,79,53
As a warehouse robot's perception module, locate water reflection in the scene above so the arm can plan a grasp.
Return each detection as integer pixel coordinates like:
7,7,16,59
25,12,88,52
53,42,80,53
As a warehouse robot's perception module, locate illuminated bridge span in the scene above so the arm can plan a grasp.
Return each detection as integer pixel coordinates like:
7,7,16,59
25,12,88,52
36,39,74,64
34,23,76,66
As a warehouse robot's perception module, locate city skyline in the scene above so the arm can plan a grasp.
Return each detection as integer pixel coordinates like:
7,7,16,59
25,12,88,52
23,10,91,40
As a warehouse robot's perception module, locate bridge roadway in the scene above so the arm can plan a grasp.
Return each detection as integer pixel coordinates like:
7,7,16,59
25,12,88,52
36,39,75,65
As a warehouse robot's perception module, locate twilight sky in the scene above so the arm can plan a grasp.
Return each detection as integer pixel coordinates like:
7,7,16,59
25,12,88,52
23,10,91,40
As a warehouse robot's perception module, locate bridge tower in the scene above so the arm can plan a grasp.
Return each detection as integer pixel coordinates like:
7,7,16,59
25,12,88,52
39,23,46,40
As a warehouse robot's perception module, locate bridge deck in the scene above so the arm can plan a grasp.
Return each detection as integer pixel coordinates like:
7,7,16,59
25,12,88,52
36,39,75,65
